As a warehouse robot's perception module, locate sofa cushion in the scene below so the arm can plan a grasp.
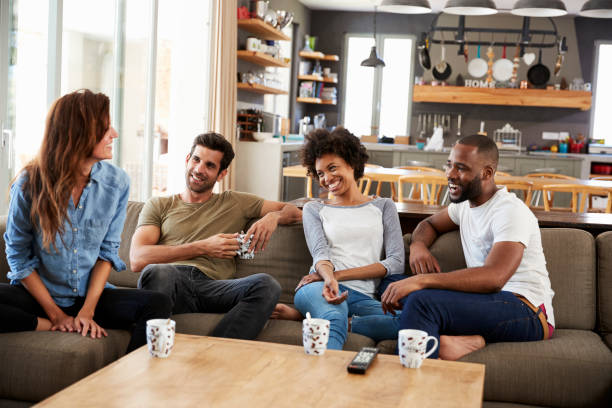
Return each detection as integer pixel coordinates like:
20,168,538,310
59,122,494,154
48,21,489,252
109,201,144,288
541,229,596,330
596,231,612,348
460,329,612,408
236,223,312,305
0,330,130,402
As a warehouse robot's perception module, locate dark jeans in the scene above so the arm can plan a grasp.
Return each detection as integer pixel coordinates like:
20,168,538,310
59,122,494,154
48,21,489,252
0,283,172,352
138,264,281,340
399,289,544,358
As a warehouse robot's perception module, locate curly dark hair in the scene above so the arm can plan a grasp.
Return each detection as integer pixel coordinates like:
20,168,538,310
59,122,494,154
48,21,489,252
301,127,369,180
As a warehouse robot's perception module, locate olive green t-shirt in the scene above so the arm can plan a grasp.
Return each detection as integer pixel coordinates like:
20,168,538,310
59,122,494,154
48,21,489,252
137,191,264,280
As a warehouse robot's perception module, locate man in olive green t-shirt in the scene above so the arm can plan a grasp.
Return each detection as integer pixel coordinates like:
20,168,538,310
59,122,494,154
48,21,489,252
130,132,301,340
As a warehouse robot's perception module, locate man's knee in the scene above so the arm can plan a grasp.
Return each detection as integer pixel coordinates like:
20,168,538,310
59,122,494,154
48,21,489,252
249,273,281,302
402,289,435,314
138,264,174,291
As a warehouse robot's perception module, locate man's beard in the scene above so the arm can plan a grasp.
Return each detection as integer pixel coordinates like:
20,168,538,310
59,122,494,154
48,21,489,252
185,170,216,193
449,175,482,203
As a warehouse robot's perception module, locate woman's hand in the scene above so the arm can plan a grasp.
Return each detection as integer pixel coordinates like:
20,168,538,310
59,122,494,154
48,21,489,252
322,278,348,305
295,272,323,291
50,312,76,332
74,311,108,339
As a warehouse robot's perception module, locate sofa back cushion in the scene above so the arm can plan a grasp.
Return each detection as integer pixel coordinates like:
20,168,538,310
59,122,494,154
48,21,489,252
596,231,612,347
108,201,144,288
407,228,596,330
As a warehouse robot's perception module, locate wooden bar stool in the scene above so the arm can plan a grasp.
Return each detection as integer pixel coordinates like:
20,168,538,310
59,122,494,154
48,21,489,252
398,175,447,205
496,180,534,204
397,166,445,202
525,172,577,208
541,184,612,213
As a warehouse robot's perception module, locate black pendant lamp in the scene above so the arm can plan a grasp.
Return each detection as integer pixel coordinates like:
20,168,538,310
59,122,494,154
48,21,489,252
580,0,612,18
379,0,432,14
511,0,567,17
361,6,385,68
443,0,498,15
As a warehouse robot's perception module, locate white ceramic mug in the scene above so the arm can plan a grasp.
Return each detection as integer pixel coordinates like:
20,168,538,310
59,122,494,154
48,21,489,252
398,329,438,368
302,317,330,355
146,319,176,358
246,37,259,52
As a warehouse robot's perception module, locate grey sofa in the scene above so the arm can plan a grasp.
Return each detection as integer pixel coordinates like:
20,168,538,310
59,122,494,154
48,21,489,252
0,201,611,407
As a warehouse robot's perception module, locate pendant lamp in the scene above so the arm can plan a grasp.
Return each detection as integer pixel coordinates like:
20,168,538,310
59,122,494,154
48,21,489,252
511,0,567,17
442,0,498,15
580,0,612,18
379,0,432,14
361,7,385,68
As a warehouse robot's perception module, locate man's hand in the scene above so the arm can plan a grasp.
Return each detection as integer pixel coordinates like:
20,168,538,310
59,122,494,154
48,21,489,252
50,312,76,332
245,213,280,253
74,310,108,339
322,278,348,305
381,276,424,315
295,272,323,292
201,233,240,259
409,242,441,274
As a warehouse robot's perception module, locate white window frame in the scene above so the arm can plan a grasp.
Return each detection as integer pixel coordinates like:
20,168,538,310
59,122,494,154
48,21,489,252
590,40,612,146
341,32,416,137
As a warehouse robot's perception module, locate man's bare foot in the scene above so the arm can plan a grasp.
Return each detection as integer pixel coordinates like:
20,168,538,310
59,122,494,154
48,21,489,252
270,304,303,321
439,335,485,360
36,317,52,331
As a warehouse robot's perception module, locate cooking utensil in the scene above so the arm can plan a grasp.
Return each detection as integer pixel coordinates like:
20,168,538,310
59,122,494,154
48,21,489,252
527,48,550,88
486,45,494,83
554,37,566,77
418,38,431,70
250,0,268,20
493,45,513,82
467,45,488,78
523,52,536,66
511,45,520,85
432,44,452,81
457,114,462,136
463,44,469,63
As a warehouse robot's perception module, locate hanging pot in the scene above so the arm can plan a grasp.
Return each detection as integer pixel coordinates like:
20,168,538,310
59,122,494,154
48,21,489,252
492,45,513,82
467,44,488,78
418,38,431,70
527,48,550,88
432,44,452,81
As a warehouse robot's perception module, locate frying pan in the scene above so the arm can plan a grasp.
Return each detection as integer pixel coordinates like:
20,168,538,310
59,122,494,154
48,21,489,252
492,45,513,82
527,48,550,88
432,44,452,81
467,45,487,78
419,38,431,70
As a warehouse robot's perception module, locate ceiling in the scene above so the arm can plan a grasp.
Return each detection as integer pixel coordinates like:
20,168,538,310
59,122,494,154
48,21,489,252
298,0,590,15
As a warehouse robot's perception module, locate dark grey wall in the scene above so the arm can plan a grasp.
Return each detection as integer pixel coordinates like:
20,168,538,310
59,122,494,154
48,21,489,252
309,11,612,149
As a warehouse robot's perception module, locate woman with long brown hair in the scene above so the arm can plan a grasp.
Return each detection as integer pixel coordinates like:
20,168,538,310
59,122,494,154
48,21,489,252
1,89,171,352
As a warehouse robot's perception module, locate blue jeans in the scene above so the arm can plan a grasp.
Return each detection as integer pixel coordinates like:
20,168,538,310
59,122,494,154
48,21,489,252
294,282,400,350
138,264,281,340
0,283,172,352
399,289,544,358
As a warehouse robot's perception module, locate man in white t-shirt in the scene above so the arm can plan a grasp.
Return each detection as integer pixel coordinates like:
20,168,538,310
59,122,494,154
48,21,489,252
381,135,555,360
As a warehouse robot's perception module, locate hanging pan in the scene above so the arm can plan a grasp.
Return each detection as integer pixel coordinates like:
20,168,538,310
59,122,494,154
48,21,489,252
418,37,431,70
492,44,513,82
527,48,550,88
467,44,487,78
432,43,452,81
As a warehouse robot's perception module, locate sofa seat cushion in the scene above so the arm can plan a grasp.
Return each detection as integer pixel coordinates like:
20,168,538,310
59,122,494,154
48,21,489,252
173,313,374,351
460,329,612,408
0,330,130,402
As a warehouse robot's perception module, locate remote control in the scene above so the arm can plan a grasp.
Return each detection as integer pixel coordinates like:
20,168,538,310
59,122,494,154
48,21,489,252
347,347,379,374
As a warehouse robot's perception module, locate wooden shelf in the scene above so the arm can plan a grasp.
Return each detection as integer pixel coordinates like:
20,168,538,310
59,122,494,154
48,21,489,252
297,97,336,105
237,18,290,41
298,51,339,61
298,75,337,84
413,85,592,110
237,50,289,68
237,82,287,95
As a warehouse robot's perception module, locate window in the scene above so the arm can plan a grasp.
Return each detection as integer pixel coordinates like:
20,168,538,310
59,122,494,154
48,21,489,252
342,34,415,138
591,42,612,146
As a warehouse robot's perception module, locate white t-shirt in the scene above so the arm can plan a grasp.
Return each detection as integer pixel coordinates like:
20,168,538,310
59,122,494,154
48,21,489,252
447,187,555,327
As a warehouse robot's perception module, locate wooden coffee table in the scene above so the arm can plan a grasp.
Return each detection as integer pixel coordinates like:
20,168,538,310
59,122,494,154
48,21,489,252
36,334,485,407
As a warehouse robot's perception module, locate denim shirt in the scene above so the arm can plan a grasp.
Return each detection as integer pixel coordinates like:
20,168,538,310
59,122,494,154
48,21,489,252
4,161,130,307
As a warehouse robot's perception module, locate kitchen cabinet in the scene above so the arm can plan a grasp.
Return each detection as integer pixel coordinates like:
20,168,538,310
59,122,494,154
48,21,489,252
413,85,592,111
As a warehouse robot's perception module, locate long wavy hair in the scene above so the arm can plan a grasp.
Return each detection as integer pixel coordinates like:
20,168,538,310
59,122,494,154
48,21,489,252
18,89,110,250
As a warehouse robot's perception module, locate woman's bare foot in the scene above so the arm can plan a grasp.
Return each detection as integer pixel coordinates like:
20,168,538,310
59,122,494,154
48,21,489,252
439,335,485,360
270,304,303,321
36,317,52,331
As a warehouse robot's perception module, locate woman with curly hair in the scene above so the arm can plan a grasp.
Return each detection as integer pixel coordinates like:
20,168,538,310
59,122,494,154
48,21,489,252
1,89,172,352
273,127,404,350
